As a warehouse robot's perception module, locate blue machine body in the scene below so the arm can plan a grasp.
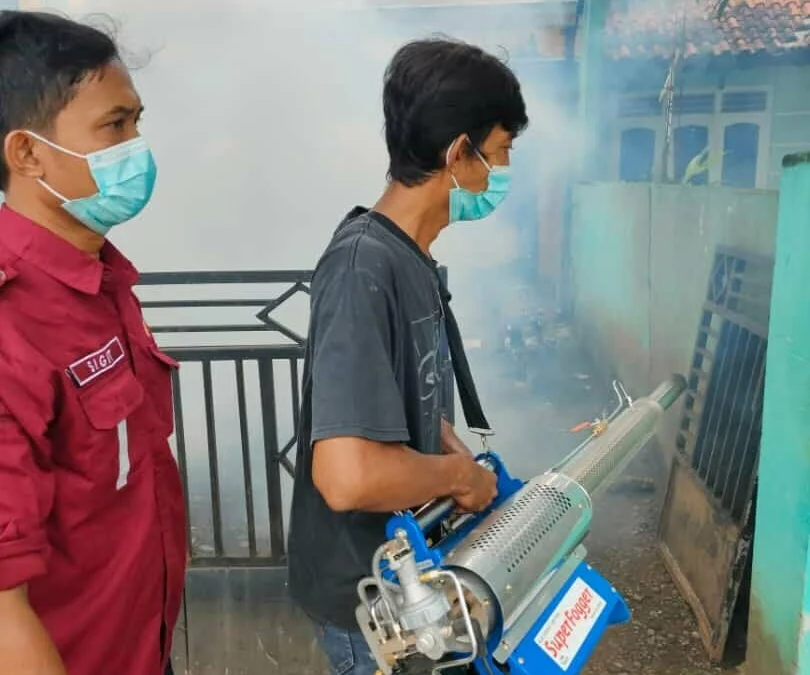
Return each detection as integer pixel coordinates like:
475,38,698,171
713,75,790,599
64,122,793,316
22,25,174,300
384,451,631,675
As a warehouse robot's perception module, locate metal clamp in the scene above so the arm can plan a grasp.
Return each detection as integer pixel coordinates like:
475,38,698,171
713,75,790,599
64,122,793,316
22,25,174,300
469,427,495,451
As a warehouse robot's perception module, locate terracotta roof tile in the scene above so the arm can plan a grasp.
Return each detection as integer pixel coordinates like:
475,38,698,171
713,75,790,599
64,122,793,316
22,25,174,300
605,0,810,59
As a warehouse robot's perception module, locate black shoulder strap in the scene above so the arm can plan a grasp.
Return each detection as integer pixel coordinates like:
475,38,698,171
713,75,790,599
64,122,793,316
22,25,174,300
435,271,492,433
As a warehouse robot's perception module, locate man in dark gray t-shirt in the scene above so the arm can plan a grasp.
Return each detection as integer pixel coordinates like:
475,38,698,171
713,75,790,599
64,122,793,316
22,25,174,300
288,37,528,675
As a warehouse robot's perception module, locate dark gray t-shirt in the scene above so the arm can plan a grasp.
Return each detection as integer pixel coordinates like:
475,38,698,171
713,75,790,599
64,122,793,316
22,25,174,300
288,207,448,628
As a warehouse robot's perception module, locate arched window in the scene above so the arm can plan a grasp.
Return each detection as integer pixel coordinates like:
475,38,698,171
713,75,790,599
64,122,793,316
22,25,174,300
619,127,655,182
674,125,710,185
722,122,760,189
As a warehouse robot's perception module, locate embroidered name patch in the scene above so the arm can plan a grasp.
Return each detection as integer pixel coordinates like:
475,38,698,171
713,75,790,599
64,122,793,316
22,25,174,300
68,337,126,387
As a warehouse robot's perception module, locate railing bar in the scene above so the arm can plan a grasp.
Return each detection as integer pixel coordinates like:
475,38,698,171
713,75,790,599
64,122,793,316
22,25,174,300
720,327,752,505
689,367,709,383
279,455,295,478
708,323,741,496
705,322,741,480
698,325,721,341
235,360,257,558
727,291,772,308
729,271,771,288
720,329,754,510
279,436,296,458
142,299,273,308
255,317,307,346
258,359,286,562
202,361,224,557
188,557,288,569
730,339,767,519
703,300,769,339
152,324,287,334
165,345,304,361
171,370,193,561
139,270,313,285
256,282,307,317
693,320,730,478
290,358,301,445
705,322,741,491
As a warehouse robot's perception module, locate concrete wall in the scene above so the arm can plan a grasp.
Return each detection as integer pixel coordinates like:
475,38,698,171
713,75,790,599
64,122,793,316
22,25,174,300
570,182,778,399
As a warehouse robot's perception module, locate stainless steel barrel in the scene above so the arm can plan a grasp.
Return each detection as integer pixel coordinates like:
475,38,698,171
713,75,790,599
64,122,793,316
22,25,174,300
556,375,686,498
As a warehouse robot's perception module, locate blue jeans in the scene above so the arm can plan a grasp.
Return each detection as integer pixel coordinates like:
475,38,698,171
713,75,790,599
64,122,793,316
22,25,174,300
313,620,378,675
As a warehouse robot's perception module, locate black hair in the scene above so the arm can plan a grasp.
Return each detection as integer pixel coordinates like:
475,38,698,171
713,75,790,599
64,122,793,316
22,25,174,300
0,11,120,189
382,37,529,187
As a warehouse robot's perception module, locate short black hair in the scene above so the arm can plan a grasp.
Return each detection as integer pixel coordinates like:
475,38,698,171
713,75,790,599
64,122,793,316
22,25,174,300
0,11,120,189
383,38,528,187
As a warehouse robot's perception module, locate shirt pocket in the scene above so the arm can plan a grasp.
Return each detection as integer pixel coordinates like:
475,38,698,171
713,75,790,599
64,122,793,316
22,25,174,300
75,366,145,491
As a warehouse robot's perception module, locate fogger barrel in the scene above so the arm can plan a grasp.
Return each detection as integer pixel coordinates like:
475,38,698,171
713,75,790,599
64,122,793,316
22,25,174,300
556,375,687,496
443,375,687,645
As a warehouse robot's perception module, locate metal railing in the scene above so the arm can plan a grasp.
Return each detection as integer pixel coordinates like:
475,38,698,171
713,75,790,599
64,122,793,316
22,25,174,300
138,267,454,568
138,268,454,673
138,270,312,567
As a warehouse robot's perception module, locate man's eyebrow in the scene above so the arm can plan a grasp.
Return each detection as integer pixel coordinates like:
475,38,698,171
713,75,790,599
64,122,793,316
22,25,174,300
101,104,145,118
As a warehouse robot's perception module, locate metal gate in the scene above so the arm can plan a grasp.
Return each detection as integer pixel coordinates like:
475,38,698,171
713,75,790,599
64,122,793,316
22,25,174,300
658,247,773,661
137,268,454,675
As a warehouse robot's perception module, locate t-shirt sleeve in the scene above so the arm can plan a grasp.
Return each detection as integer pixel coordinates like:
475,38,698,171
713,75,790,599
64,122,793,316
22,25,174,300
309,265,409,445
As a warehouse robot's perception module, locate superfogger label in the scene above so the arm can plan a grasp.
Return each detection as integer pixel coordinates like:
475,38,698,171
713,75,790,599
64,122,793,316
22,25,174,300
534,578,607,671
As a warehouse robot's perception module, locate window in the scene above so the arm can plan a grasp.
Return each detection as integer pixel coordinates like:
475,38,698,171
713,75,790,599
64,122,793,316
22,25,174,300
722,122,760,189
619,127,655,182
674,125,710,185
614,89,770,187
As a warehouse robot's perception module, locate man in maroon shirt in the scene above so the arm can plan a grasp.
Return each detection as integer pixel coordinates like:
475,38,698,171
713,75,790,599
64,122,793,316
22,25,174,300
0,11,186,675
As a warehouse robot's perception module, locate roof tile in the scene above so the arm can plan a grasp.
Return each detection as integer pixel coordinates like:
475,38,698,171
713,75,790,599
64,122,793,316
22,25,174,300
606,0,810,59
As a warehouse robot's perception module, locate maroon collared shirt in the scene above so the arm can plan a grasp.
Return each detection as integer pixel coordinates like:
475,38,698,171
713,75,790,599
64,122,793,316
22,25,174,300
0,206,186,675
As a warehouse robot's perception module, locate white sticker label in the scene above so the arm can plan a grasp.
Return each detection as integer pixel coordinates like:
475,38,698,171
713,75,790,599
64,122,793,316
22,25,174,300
534,578,607,671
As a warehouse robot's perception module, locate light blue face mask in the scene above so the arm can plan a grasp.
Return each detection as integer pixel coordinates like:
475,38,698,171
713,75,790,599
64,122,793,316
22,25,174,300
28,132,157,236
447,142,512,224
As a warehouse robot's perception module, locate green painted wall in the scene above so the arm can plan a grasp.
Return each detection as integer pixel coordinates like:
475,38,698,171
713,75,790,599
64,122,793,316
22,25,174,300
570,183,778,399
747,154,810,675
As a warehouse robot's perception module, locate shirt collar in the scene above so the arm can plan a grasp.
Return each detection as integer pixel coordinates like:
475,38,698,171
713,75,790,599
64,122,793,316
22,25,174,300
346,206,439,272
0,205,139,294
359,207,453,303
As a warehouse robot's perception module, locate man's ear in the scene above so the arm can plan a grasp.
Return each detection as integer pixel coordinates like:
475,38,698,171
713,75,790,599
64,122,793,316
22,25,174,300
444,133,469,171
4,130,44,181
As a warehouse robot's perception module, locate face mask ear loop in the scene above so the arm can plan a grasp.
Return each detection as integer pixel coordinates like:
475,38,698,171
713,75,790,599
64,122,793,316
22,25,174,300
36,178,70,203
446,138,464,189
24,130,86,203
23,130,86,160
475,149,494,172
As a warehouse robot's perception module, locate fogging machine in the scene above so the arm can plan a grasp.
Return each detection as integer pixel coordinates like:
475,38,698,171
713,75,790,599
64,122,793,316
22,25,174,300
355,374,686,675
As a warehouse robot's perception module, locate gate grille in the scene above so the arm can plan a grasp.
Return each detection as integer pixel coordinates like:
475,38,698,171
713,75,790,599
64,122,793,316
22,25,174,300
676,247,773,525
